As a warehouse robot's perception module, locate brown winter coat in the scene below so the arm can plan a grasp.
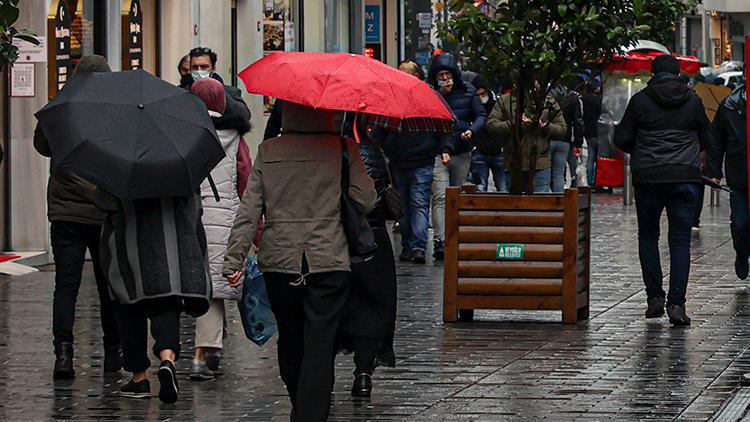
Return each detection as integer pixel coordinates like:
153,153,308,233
223,103,377,276
486,94,567,171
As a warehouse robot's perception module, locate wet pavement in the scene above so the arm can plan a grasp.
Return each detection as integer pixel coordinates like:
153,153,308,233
3,193,750,421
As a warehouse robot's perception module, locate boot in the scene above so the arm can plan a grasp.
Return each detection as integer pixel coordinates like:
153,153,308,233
433,239,445,261
667,304,691,327
103,346,123,373
53,342,75,379
351,373,373,398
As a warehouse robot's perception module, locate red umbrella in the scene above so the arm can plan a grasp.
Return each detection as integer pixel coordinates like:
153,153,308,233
605,51,702,74
238,52,454,133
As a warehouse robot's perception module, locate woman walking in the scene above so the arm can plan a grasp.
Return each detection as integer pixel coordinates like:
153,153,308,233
223,102,376,422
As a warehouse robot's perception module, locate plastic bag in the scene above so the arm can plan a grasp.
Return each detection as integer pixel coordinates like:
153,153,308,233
238,256,277,346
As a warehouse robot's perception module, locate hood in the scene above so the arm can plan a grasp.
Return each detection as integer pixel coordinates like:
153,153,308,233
281,102,337,134
644,73,691,109
428,54,464,89
723,85,746,117
72,55,111,76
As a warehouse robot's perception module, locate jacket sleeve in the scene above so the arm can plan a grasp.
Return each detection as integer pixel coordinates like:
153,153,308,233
346,139,377,215
469,92,487,134
614,98,637,154
573,98,584,147
546,100,567,139
223,148,265,275
223,86,252,135
706,106,727,180
695,98,713,153
263,100,283,140
486,99,512,138
33,124,52,157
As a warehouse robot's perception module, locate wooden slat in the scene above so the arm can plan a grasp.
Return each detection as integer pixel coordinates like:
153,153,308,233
458,261,563,278
458,194,565,211
562,189,580,324
578,193,591,210
459,226,564,244
458,278,562,295
443,187,460,322
458,210,564,227
458,243,563,261
456,295,562,311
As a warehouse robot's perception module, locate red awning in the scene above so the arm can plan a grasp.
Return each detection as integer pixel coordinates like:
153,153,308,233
605,51,702,75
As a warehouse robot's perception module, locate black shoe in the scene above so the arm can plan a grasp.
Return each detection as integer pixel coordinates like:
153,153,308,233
667,304,691,327
205,350,222,372
433,240,444,261
157,360,179,404
736,254,749,280
645,296,666,319
411,250,426,264
53,342,75,380
119,379,151,399
351,373,372,398
103,346,123,373
399,249,413,262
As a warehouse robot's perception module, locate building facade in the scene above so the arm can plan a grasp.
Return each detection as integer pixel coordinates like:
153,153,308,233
676,0,750,65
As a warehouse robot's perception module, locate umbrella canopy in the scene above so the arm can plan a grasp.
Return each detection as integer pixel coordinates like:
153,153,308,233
35,69,225,200
606,51,702,75
238,52,454,133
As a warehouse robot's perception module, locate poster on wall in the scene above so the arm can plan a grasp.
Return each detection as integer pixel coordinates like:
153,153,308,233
55,0,71,93
365,5,381,44
10,63,35,97
127,0,143,70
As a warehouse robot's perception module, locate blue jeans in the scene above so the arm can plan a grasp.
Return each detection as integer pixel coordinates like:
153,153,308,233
634,183,701,307
393,165,433,252
549,140,571,193
730,190,749,259
470,150,506,192
505,168,552,194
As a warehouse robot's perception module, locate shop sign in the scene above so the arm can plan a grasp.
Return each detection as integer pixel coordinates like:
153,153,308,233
417,12,432,29
10,63,35,97
54,0,71,92
128,0,143,70
365,5,381,43
14,37,46,63
496,243,525,260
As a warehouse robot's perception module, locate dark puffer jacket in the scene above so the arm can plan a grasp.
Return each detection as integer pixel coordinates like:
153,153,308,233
614,73,712,185
358,135,390,228
707,86,747,191
428,54,487,156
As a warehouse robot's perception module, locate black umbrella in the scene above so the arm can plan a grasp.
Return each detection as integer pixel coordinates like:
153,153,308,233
34,69,225,200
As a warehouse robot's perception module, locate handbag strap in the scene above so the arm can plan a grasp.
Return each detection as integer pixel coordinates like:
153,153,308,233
340,136,350,190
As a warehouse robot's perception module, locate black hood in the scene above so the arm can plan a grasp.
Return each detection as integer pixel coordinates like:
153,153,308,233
644,73,692,109
724,85,747,117
428,54,464,90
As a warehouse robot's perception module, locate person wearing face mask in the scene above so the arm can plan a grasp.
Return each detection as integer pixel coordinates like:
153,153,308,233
180,47,251,136
428,54,487,260
177,55,190,78
468,74,505,192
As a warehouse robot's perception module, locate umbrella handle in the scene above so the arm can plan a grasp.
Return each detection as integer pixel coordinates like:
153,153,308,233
207,174,220,202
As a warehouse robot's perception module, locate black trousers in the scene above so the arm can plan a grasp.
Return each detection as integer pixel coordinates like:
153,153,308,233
51,221,120,349
118,297,182,373
265,271,350,422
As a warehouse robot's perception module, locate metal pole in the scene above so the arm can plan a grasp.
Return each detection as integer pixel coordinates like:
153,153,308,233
623,153,633,205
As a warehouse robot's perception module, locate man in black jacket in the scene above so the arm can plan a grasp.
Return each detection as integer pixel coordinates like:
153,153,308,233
468,74,506,192
707,85,748,280
428,54,486,260
180,47,251,136
614,55,712,326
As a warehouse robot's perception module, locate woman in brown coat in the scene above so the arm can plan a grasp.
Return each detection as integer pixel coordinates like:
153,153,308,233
223,102,377,422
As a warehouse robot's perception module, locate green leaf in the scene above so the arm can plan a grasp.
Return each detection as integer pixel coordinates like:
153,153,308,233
557,5,567,17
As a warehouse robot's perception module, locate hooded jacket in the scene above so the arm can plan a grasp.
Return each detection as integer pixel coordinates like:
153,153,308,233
469,76,504,155
180,73,252,135
223,103,377,276
34,55,110,226
614,73,712,185
707,86,747,191
428,55,487,156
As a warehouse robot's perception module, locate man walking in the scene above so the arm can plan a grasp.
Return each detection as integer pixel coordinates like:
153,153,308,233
707,84,748,280
614,55,712,326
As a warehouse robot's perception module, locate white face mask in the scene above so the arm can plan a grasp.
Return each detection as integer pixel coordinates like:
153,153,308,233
191,70,212,81
480,95,489,104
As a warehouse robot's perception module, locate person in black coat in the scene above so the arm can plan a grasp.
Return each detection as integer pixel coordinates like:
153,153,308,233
428,54,486,260
582,83,602,185
707,85,748,280
614,55,712,327
468,74,506,192
550,87,584,192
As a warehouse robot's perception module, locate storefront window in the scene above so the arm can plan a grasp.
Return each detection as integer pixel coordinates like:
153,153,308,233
67,0,95,66
263,0,298,54
325,0,350,53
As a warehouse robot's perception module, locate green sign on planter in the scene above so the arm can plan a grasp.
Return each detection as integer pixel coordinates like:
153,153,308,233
496,243,525,260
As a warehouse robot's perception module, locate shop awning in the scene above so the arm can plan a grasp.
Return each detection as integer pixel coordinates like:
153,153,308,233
605,51,703,75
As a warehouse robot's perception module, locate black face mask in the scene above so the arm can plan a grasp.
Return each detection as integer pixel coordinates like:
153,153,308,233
179,73,193,87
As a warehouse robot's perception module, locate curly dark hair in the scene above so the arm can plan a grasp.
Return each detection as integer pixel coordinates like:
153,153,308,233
189,47,217,66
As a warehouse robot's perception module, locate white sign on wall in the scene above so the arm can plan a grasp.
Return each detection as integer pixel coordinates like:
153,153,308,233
14,37,47,63
11,63,35,97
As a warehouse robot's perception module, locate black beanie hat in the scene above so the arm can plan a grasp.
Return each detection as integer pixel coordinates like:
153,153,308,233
470,74,493,92
652,55,680,75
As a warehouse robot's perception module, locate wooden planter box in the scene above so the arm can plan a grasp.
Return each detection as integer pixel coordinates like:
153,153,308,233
443,186,592,324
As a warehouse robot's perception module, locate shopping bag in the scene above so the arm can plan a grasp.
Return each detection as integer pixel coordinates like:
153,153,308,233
238,256,277,346
594,157,624,187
